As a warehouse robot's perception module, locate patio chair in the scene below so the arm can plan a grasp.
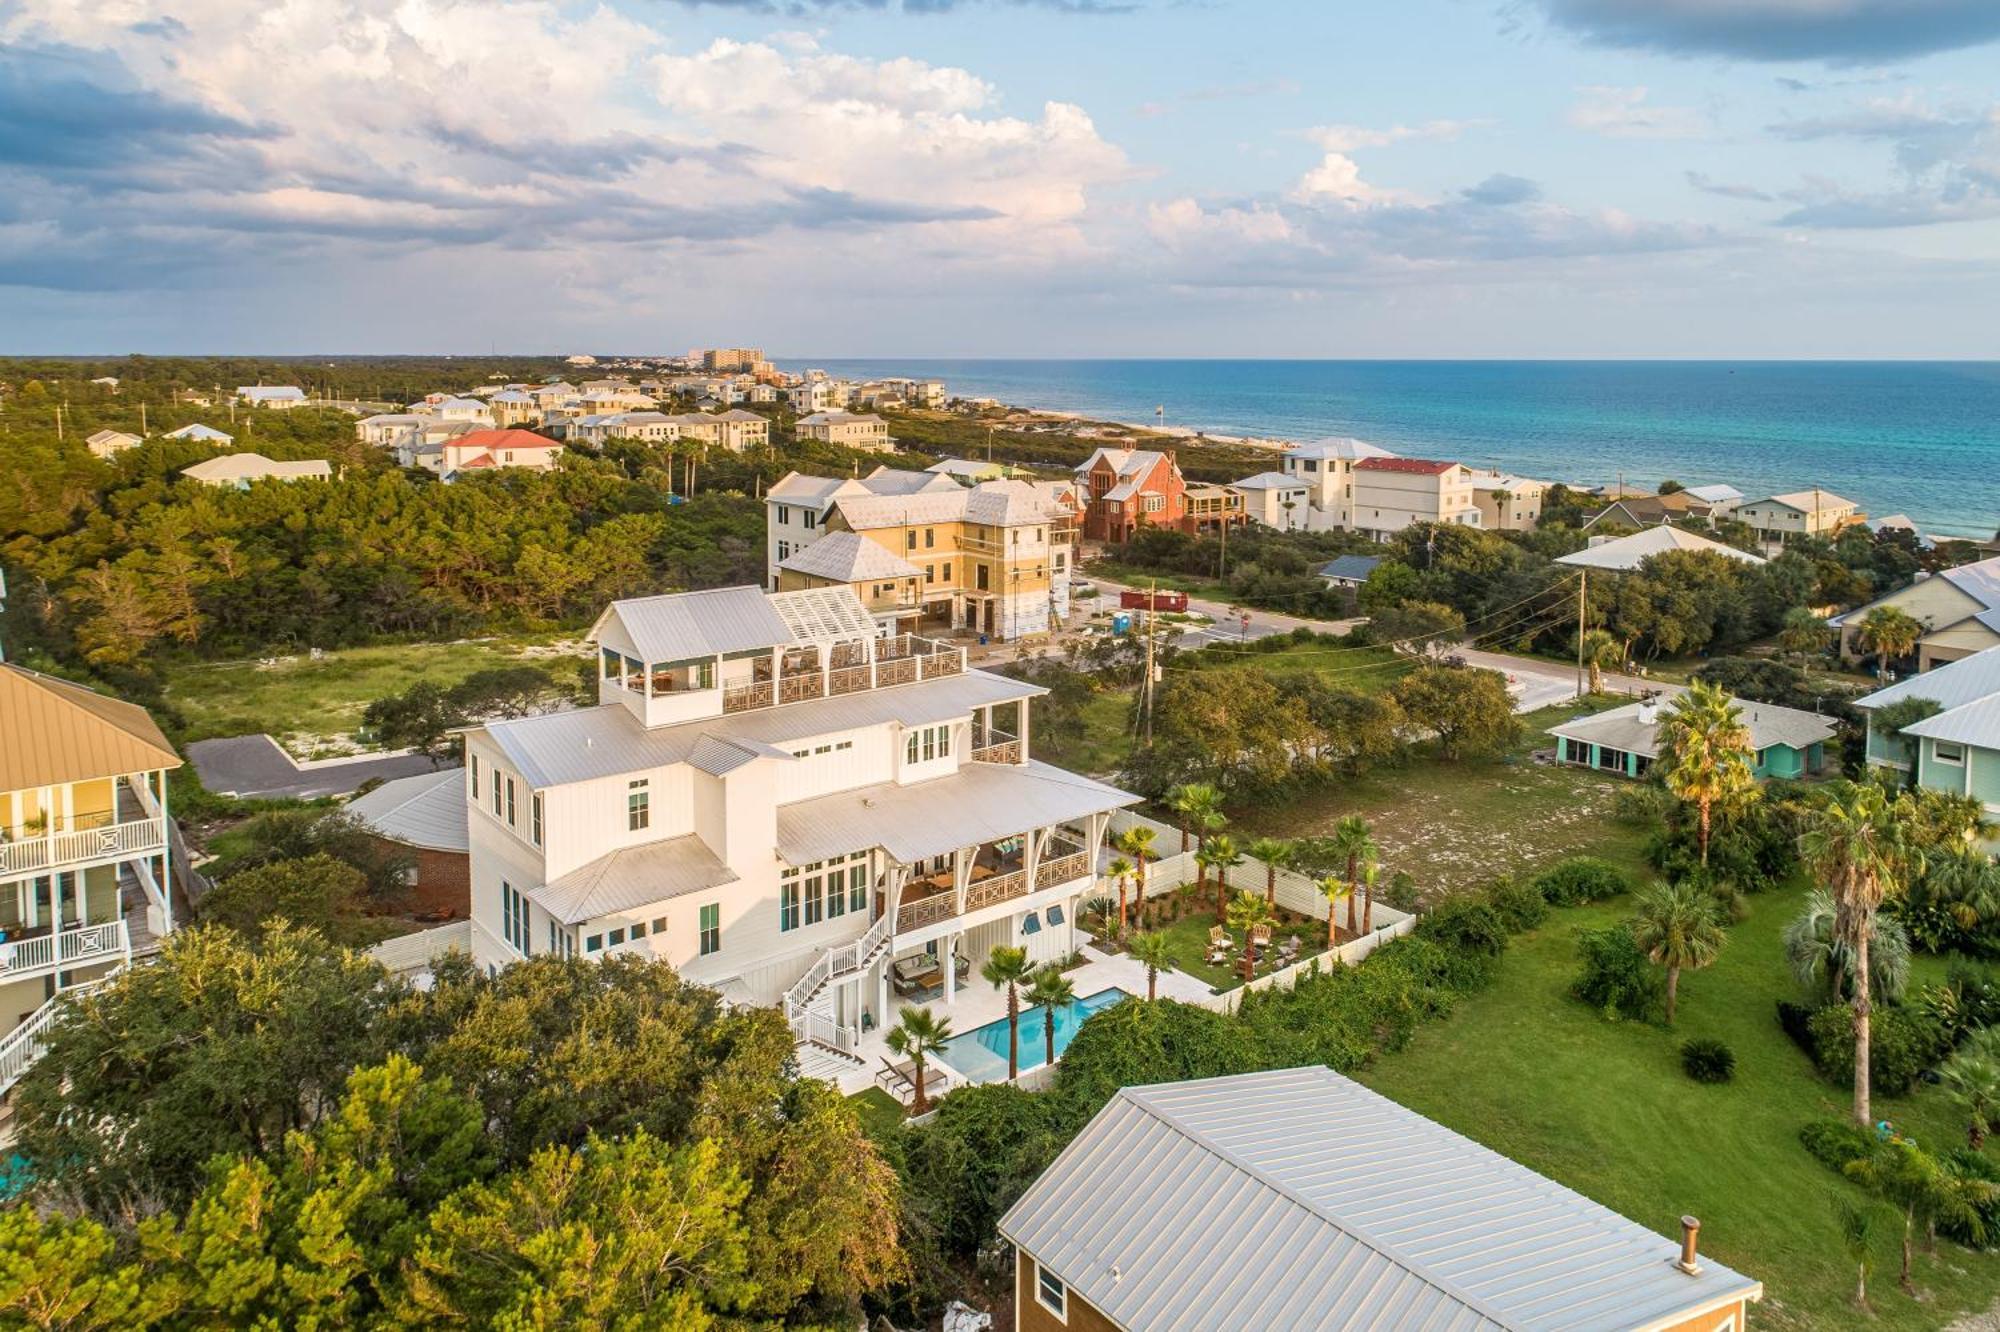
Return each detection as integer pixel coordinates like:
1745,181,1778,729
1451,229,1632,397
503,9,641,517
1249,924,1273,950
1208,925,1232,951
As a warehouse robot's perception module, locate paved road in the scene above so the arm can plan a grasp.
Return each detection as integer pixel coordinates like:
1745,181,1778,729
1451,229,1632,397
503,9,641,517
188,734,445,800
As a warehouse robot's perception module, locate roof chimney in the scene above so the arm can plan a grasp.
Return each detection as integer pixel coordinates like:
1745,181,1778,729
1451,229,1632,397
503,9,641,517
1675,1216,1702,1276
1637,693,1659,726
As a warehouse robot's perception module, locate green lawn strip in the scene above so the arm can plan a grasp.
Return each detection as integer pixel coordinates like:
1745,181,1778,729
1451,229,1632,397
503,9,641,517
1081,561,1234,601
163,635,578,745
1142,907,1333,993
1360,884,2000,1332
1043,688,1139,776
846,1087,908,1141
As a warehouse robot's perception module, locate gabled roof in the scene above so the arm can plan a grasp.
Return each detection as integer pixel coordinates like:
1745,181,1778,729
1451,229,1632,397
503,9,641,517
963,479,1069,526
534,833,739,925
1555,526,1765,572
1229,471,1303,491
1683,483,1743,504
1855,644,2000,714
1829,556,2000,631
1076,446,1168,481
0,665,181,791
1903,693,2000,749
999,1067,1761,1332
1285,436,1394,463
1318,555,1382,582
238,385,305,400
1549,694,1835,757
443,428,561,453
593,586,796,662
163,423,233,443
347,768,467,852
1743,489,1857,513
779,531,923,584
180,453,332,483
85,429,141,447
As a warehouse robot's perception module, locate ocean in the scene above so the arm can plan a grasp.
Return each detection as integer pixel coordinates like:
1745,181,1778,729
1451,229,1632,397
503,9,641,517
790,360,2000,540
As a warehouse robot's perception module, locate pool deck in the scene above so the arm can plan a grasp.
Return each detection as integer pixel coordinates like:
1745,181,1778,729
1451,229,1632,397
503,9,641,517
832,933,1214,1096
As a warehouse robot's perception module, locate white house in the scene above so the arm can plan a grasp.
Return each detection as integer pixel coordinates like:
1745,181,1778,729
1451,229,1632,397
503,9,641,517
162,423,234,445
797,411,893,452
765,467,962,586
1229,471,1312,530
236,386,308,410
1350,458,1482,540
461,586,1135,1077
84,430,144,460
1737,489,1863,549
179,453,333,488
1277,436,1397,531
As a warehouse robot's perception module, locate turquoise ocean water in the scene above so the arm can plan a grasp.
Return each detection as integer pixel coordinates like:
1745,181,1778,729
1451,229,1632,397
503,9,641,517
793,360,2000,540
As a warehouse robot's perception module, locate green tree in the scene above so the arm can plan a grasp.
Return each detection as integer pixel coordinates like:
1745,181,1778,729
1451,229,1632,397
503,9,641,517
1025,967,1077,1070
1245,836,1293,909
1870,696,1943,781
1167,781,1222,854
1657,681,1756,866
1834,1198,1879,1313
1577,627,1621,695
1843,1140,1994,1296
214,806,414,903
1107,855,1136,938
1777,606,1831,662
1628,882,1726,1025
1800,782,1921,1125
1857,604,1923,680
1320,873,1354,942
1939,1033,2000,1149
1199,832,1245,921
197,853,378,945
360,680,462,760
1127,932,1172,1001
1389,664,1520,761
1114,825,1157,930
981,946,1037,1082
1371,600,1465,658
396,1133,755,1327
1225,892,1276,982
885,1006,952,1115
1327,815,1377,937
1782,888,1910,1004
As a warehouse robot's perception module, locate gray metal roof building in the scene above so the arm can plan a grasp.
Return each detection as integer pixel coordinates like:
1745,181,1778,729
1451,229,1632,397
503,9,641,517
1001,1066,1760,1332
347,767,469,852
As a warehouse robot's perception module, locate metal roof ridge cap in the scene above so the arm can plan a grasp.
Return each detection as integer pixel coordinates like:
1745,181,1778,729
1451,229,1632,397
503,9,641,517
1115,1070,1527,1331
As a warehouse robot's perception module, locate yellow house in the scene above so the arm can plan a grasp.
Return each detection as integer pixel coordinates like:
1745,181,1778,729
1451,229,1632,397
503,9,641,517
0,666,182,1086
1832,556,2000,671
776,479,1079,641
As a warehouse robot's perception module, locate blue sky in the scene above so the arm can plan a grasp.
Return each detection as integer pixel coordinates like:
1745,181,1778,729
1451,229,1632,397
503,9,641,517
3,0,1999,356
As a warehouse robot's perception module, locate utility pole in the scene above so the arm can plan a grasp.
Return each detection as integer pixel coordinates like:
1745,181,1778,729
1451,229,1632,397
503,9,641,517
1142,578,1158,748
139,401,147,436
1575,571,1588,697
1217,511,1228,580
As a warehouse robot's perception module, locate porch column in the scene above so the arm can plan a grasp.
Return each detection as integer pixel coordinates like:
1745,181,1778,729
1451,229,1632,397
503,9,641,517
1019,700,1031,762
943,933,958,1005
1024,826,1046,889
877,966,890,1030
952,846,976,915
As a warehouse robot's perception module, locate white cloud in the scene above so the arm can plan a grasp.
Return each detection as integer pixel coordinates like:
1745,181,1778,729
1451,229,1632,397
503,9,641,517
1291,153,1417,206
1567,86,1710,139
1299,120,1483,153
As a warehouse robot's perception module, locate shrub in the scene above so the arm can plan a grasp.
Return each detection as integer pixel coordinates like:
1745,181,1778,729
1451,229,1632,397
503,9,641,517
1482,876,1548,934
1383,871,1421,912
1534,856,1630,907
1571,924,1664,1022
1776,1000,1820,1057
1680,1038,1736,1084
1415,898,1509,962
1806,1003,1952,1097
1799,1118,1876,1173
1611,784,1673,827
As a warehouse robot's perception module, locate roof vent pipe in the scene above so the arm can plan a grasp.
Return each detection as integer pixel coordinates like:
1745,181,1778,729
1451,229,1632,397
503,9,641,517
1676,1216,1702,1276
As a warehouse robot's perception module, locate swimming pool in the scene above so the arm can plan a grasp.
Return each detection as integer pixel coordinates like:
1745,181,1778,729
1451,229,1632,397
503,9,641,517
936,986,1127,1083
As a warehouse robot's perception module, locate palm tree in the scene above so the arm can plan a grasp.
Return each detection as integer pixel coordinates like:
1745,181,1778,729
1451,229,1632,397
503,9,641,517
1107,855,1136,939
1246,837,1294,909
1320,874,1354,942
1629,881,1726,1025
1360,859,1382,934
1128,931,1172,1000
1115,826,1157,928
1800,782,1920,1125
1783,887,1911,1004
1168,782,1223,853
980,945,1037,1081
1225,891,1276,982
1834,1198,1878,1313
1777,605,1831,664
1858,604,1923,681
1844,1141,1993,1295
1025,966,1077,1071
1327,815,1377,936
1577,627,1620,696
1201,833,1244,921
885,1006,953,1115
1657,681,1756,866
1939,1040,2000,1149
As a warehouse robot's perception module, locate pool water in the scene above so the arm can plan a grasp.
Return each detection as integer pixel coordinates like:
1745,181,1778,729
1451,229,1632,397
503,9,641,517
936,987,1127,1083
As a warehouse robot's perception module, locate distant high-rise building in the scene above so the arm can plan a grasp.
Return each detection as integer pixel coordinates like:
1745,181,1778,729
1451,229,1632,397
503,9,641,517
703,347,763,372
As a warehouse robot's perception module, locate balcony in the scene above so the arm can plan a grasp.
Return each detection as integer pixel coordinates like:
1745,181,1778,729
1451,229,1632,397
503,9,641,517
971,728,1021,765
0,817,165,878
0,919,130,981
892,837,1090,934
725,635,964,717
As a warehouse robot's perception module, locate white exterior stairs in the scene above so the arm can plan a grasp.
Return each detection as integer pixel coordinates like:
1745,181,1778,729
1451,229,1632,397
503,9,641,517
795,1038,865,1083
781,912,892,1053
0,966,125,1100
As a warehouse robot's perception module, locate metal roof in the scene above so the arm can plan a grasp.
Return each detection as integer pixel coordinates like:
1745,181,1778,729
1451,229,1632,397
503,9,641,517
1682,484,1743,503
834,490,971,530
775,760,1138,864
1854,645,2000,713
1549,696,1834,757
533,832,739,924
347,768,468,852
593,586,796,662
180,453,333,482
778,531,923,583
1904,692,2000,749
0,665,181,792
481,669,1043,789
1228,471,1302,491
962,479,1069,526
1555,527,1765,572
1318,555,1382,582
163,423,233,442
1000,1067,1761,1332
1285,437,1395,462
1077,446,1168,481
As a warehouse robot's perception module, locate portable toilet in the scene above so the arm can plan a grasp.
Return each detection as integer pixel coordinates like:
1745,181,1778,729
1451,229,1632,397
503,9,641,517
1111,611,1132,635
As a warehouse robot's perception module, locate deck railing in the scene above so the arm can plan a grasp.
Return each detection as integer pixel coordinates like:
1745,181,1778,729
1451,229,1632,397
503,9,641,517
1034,848,1092,890
721,681,774,714
0,819,165,877
965,868,1030,912
971,729,1020,764
896,891,959,934
721,637,967,716
0,919,130,980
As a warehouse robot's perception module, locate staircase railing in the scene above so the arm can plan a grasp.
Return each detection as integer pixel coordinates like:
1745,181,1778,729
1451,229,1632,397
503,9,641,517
0,966,125,1097
782,911,895,1047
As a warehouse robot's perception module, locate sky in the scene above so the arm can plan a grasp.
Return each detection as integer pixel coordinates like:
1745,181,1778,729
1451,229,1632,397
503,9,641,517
3,0,2000,358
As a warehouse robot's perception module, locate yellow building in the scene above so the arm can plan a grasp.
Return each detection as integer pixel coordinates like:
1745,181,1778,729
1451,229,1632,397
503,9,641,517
775,479,1080,641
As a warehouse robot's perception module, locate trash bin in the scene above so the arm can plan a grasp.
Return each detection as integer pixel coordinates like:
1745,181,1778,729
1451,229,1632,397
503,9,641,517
978,634,989,645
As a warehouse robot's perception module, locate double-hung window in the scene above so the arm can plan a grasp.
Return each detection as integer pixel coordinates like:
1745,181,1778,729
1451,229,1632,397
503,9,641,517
505,777,516,827
531,794,543,847
470,755,480,800
627,779,650,831
1036,1264,1067,1319
780,875,801,932
502,882,530,956
804,866,825,926
848,861,868,913
699,903,721,955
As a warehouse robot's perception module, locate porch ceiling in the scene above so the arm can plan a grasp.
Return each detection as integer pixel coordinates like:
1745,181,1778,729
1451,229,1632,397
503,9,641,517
775,760,1139,866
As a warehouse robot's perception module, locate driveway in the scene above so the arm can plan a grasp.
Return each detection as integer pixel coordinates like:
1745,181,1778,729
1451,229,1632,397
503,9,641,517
187,734,446,800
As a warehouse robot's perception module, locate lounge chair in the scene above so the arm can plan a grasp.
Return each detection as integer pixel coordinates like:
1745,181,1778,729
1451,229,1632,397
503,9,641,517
876,1059,916,1101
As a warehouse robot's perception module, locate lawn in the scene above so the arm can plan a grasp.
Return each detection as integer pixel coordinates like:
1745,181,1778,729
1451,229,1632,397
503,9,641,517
1235,701,1655,900
1361,882,2000,1332
1082,560,1234,601
847,1087,907,1141
1039,688,1139,777
163,635,583,751
1143,907,1332,992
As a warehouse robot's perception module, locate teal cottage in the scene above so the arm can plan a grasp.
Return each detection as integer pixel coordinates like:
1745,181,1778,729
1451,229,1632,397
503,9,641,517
1549,694,1835,781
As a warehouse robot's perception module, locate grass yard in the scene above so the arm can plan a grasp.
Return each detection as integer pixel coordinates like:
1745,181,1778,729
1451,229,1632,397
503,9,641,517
847,1087,908,1141
1082,560,1235,602
1143,907,1332,992
163,635,583,749
1236,701,1654,900
1041,688,1140,777
1361,882,2000,1332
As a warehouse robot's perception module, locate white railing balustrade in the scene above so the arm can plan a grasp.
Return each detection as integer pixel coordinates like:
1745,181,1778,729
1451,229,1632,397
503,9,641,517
0,964,127,1097
0,919,130,978
0,817,165,877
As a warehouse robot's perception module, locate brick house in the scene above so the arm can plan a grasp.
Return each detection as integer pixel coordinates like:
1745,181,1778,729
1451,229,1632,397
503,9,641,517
1074,447,1185,543
348,768,469,918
